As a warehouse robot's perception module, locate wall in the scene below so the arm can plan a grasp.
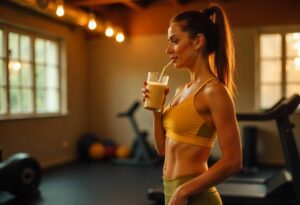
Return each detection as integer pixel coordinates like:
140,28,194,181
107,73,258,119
0,3,88,168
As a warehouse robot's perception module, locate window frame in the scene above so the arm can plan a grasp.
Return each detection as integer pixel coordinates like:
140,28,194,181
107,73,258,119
255,26,300,111
0,21,67,120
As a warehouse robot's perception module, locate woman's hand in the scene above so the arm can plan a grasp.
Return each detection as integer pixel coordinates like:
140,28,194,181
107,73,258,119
168,187,188,205
142,81,149,102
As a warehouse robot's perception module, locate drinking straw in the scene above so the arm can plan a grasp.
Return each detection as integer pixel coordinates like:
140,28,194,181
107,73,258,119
158,60,173,83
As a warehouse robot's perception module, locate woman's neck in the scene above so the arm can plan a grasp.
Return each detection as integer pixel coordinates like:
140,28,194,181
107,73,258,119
188,55,214,85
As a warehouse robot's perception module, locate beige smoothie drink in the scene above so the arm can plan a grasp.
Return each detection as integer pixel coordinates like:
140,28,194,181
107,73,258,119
144,62,172,112
144,81,168,112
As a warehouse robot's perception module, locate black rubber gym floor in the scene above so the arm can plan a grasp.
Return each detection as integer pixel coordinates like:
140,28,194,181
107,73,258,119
0,161,163,205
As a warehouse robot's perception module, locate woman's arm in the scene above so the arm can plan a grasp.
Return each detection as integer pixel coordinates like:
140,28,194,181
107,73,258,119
171,83,243,203
152,111,166,156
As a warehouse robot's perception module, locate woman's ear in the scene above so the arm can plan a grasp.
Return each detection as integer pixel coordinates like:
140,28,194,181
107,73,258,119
194,33,205,50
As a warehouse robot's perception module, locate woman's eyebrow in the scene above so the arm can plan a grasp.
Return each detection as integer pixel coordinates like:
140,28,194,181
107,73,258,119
168,35,178,41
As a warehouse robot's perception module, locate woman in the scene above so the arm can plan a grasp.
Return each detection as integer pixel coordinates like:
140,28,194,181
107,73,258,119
143,5,242,205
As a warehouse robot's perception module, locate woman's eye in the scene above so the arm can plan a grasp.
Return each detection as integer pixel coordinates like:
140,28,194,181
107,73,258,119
171,40,178,44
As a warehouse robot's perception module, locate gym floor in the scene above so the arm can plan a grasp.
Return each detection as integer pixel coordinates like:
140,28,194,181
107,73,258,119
0,161,163,205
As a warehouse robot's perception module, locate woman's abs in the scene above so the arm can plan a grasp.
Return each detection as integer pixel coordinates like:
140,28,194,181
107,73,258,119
163,138,211,179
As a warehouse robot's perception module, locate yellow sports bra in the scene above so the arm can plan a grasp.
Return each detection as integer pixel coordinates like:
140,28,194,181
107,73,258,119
163,78,216,147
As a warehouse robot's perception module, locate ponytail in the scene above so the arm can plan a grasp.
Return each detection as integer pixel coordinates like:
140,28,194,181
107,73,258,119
172,5,236,97
204,5,236,97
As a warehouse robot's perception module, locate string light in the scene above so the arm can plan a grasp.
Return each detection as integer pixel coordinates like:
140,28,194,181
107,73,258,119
105,26,114,37
88,13,97,30
116,32,125,43
56,0,65,17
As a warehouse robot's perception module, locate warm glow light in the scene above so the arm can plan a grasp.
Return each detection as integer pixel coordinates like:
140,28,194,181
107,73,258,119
116,32,125,43
56,4,65,17
8,61,21,71
294,57,300,70
293,41,300,56
105,26,114,37
88,16,97,30
292,33,300,40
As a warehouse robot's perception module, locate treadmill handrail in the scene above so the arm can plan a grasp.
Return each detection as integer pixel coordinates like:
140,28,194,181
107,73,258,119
237,94,300,121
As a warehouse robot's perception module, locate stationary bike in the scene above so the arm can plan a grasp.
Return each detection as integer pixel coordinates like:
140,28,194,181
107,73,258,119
114,101,161,165
0,148,42,197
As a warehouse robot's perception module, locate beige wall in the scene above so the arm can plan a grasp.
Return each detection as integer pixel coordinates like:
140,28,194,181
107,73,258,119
0,3,88,168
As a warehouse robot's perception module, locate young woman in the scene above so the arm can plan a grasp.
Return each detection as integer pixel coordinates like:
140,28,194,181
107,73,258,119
143,5,242,205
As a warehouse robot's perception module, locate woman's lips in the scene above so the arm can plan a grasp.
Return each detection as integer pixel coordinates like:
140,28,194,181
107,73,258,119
171,57,177,62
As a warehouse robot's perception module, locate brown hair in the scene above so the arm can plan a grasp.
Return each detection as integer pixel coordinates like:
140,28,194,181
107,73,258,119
171,5,236,96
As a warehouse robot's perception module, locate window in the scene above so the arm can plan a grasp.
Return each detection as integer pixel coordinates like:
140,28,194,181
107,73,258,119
258,32,300,109
0,24,66,119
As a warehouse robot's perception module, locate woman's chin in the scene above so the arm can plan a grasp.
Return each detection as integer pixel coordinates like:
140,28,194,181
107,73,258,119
174,63,184,69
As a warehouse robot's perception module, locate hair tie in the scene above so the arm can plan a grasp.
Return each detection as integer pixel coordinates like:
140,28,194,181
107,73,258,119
203,8,214,18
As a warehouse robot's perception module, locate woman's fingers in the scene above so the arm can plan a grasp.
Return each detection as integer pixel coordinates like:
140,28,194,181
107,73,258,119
165,87,170,95
142,87,149,102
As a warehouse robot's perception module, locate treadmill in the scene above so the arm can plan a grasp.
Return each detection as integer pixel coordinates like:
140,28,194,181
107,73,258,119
219,94,300,205
147,94,300,205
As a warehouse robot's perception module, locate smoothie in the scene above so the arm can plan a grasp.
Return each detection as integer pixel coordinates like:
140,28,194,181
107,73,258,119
144,82,167,112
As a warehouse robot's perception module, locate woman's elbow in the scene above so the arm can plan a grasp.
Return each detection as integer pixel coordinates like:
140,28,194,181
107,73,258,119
155,147,165,156
230,159,243,175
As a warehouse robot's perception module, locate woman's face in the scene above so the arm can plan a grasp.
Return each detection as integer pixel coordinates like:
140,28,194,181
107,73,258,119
166,22,198,69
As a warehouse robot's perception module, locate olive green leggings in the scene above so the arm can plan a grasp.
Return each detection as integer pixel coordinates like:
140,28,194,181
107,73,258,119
163,175,222,205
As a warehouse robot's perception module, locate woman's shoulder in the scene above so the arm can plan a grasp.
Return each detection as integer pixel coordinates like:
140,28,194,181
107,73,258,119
203,78,233,103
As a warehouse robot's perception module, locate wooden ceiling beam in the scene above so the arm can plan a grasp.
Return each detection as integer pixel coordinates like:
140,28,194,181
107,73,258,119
167,0,180,5
123,1,143,11
71,0,134,7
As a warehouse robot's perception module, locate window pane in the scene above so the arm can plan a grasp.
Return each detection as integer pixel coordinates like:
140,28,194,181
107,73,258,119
10,88,21,113
9,32,19,59
47,89,59,112
286,84,300,97
286,59,300,83
260,34,281,58
0,87,6,114
260,60,281,83
36,89,46,113
0,30,3,57
0,60,5,85
47,67,58,88
46,40,58,66
286,33,300,57
21,88,33,113
35,38,45,64
9,68,20,86
20,35,31,61
260,85,281,109
21,63,32,87
36,65,46,88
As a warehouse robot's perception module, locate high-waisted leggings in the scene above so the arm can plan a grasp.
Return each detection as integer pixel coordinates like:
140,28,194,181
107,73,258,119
163,175,222,205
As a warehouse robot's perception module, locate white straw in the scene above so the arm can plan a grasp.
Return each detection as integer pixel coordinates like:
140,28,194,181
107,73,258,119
158,60,173,83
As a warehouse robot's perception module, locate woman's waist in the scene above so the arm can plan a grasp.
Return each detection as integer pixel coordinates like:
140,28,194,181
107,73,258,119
163,159,208,180
163,174,217,197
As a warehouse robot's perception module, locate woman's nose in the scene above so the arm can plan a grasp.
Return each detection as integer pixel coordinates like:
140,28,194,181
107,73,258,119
165,43,172,54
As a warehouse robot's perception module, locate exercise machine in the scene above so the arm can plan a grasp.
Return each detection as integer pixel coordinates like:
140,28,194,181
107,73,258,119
147,94,300,205
219,94,300,205
0,148,42,197
114,101,160,165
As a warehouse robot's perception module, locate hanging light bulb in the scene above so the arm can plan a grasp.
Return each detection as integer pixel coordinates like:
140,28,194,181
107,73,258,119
88,13,97,30
116,32,125,43
56,0,65,17
105,26,114,37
